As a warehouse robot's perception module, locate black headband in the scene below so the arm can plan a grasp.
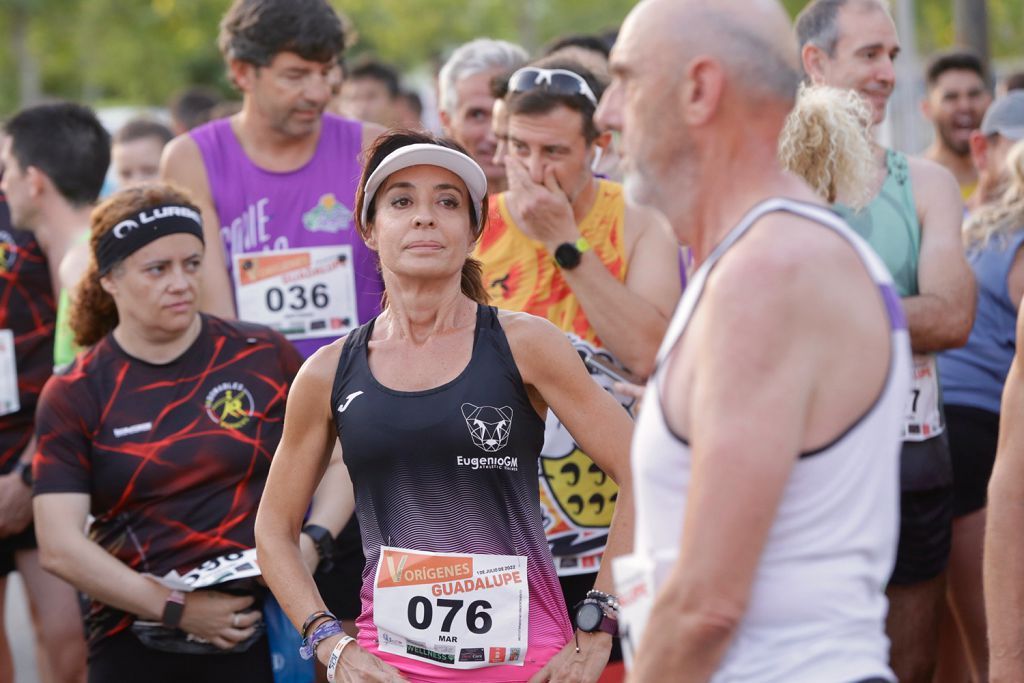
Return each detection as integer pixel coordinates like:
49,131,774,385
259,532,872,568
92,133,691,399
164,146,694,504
96,204,204,275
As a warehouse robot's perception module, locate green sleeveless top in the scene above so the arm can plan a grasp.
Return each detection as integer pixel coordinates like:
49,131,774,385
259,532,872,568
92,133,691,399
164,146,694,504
835,150,920,297
53,230,90,369
53,287,77,368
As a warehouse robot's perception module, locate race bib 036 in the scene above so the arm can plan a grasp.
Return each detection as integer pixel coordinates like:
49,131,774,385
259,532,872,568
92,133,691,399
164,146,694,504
373,547,528,670
233,246,358,341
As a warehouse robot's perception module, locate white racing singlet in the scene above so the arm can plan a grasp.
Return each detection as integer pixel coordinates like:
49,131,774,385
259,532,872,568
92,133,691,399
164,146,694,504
617,198,909,682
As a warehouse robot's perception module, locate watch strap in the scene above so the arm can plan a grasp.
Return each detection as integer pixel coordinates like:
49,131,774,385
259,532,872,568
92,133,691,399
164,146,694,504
161,589,186,628
574,236,591,254
302,524,336,573
596,611,618,636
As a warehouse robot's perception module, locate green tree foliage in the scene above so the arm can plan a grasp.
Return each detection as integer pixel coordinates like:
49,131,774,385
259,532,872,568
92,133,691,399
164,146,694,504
1,0,1021,118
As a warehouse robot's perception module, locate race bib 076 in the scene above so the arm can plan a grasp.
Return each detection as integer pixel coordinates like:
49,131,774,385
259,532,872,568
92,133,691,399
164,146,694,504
233,246,358,341
0,330,19,417
372,547,528,669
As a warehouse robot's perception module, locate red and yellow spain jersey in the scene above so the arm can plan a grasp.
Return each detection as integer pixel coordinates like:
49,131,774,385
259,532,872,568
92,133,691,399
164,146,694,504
474,180,630,576
475,180,628,343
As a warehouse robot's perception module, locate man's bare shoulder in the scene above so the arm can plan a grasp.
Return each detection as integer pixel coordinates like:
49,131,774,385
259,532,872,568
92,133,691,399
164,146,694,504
624,200,672,239
904,154,963,228
160,134,210,196
709,211,870,306
161,133,201,169
906,155,961,198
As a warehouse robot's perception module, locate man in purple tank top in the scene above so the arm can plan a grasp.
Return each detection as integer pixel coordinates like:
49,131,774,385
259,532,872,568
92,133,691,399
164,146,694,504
159,0,385,643
161,0,384,360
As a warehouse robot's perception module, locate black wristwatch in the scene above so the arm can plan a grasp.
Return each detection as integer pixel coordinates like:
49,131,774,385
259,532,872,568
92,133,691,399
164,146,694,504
161,589,186,628
14,461,32,488
553,236,591,270
301,524,336,574
574,590,619,636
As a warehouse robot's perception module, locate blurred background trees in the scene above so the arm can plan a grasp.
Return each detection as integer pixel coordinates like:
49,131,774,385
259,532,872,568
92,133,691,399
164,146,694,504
1,0,1021,118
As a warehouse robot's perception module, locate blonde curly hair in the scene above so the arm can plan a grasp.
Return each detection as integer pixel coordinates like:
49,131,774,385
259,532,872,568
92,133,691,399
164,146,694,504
963,139,1024,249
778,84,876,209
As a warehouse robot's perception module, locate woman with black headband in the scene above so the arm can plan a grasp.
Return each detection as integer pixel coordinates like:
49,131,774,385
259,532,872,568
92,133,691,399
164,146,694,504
256,129,634,683
30,183,302,682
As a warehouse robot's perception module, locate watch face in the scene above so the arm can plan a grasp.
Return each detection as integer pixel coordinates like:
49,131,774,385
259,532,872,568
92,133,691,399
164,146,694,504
554,242,582,269
575,602,603,632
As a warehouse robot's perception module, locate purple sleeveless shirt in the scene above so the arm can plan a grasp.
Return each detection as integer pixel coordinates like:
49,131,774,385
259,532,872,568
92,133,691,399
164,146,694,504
191,114,382,358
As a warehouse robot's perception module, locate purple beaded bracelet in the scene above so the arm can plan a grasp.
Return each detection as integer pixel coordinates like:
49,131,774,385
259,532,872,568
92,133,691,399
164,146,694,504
299,619,344,660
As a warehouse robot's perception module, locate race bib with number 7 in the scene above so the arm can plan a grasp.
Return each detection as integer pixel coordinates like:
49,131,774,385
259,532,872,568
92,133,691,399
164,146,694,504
233,246,359,341
903,354,943,442
373,547,528,669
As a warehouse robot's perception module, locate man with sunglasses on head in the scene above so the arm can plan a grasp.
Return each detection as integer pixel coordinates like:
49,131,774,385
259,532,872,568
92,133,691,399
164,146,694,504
473,58,680,661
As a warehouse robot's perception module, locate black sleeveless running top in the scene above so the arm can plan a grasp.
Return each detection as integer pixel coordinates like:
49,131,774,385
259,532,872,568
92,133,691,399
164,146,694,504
331,304,573,658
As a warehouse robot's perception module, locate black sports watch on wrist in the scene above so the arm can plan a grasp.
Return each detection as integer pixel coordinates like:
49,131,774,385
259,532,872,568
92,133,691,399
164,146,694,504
301,524,336,574
574,591,619,636
553,236,591,270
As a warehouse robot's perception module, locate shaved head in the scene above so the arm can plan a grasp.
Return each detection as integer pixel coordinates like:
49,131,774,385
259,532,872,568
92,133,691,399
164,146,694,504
630,0,801,105
598,0,801,227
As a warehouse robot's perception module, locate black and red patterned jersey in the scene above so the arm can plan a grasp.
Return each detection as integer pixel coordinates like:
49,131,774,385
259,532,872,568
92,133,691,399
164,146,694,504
33,314,301,645
0,189,56,474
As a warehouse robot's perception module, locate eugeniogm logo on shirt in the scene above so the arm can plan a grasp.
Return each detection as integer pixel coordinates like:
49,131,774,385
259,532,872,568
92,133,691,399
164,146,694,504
205,381,254,430
461,403,512,452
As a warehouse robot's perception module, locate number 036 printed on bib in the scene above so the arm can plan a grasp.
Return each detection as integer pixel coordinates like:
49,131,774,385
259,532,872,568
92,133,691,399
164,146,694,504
373,547,528,670
233,245,359,341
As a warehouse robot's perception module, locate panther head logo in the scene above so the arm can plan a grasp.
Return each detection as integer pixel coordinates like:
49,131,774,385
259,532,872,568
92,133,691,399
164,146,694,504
461,403,513,453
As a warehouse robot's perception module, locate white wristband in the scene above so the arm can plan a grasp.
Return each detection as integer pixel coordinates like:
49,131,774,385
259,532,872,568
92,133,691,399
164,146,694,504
326,634,355,682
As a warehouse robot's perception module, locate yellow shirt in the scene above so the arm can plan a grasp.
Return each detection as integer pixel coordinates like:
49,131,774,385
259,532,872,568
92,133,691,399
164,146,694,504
961,181,977,202
474,179,629,575
475,179,628,343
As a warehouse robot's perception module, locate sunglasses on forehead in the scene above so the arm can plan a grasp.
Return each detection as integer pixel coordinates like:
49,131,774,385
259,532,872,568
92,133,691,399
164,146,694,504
506,67,599,108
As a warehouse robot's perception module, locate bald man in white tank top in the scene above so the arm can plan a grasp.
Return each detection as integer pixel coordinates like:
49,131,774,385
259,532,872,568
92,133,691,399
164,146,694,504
596,1,910,681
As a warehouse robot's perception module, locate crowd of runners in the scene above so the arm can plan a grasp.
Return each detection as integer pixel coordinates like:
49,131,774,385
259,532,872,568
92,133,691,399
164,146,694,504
2,0,1024,681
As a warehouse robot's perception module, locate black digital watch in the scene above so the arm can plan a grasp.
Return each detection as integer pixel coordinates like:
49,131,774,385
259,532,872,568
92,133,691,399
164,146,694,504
301,524,336,574
553,236,591,270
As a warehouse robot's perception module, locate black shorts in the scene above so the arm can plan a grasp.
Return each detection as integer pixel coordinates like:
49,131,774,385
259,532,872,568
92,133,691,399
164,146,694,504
900,434,953,491
314,517,364,620
0,523,37,576
945,404,999,517
558,572,622,663
87,629,272,683
890,484,953,585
